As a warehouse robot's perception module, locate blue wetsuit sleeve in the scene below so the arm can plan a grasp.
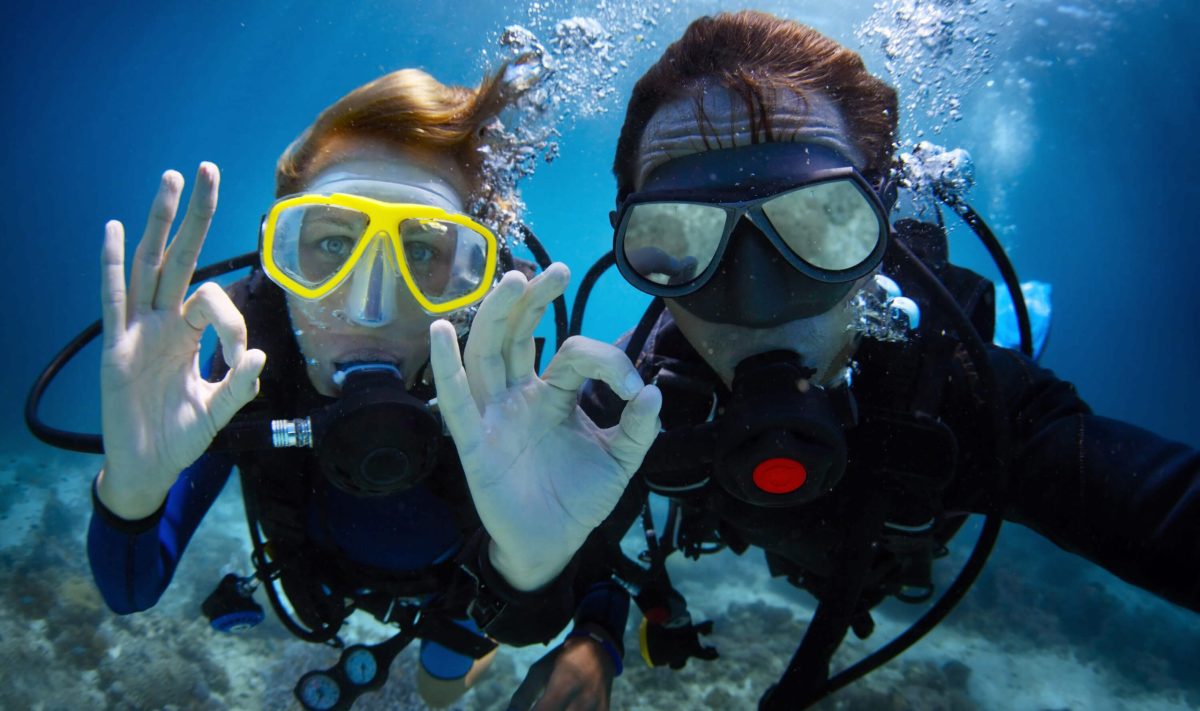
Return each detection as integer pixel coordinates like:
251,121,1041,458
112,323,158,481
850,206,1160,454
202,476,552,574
964,347,1200,611
567,580,630,675
87,451,235,614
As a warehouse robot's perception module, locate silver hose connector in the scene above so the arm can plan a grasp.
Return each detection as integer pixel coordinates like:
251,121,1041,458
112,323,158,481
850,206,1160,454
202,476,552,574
271,418,314,449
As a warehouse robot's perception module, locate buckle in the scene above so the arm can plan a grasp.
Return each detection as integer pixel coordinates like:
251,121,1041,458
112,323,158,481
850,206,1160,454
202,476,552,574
460,560,508,631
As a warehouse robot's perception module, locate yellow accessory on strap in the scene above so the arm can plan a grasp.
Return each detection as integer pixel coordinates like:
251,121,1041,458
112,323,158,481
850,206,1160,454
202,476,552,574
638,617,657,668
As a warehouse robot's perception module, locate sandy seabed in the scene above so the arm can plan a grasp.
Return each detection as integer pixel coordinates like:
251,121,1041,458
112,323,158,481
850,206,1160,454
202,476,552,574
1,448,1196,711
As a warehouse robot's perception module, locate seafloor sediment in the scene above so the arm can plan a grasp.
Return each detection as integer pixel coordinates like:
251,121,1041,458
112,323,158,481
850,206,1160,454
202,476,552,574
2,449,1196,710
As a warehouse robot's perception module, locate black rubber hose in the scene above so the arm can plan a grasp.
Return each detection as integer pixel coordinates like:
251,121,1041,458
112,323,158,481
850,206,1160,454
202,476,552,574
623,298,666,364
25,251,259,453
936,191,1034,358
245,493,344,646
517,224,568,351
772,236,1013,707
814,514,1002,701
570,253,617,337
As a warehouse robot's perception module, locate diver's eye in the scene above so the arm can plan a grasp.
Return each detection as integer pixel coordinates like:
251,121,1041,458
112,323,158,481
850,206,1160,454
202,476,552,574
405,242,438,267
318,236,354,259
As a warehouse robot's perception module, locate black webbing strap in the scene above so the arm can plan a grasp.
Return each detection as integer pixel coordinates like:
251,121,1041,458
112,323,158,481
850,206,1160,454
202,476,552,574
414,612,498,660
760,466,890,709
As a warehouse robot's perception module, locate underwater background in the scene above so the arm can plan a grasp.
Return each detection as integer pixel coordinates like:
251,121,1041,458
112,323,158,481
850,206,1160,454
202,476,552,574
1,0,1197,708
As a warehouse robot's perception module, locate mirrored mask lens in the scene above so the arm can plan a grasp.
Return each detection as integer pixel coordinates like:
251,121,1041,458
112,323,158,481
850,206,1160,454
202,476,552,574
622,202,727,286
272,204,370,287
399,218,488,304
761,181,881,271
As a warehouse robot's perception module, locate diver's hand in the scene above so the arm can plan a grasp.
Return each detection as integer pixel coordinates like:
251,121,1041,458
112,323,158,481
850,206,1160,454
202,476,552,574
97,164,265,520
507,628,616,711
430,266,661,591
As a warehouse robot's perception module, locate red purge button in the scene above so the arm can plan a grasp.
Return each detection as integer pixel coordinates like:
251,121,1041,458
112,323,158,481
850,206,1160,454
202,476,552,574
752,458,808,494
644,607,669,625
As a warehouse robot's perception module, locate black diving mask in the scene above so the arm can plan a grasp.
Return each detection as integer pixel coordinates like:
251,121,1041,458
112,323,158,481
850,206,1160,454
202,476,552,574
613,142,891,327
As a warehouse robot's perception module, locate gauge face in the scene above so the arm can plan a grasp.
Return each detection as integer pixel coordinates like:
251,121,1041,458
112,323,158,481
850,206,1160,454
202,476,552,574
344,647,378,685
298,673,340,710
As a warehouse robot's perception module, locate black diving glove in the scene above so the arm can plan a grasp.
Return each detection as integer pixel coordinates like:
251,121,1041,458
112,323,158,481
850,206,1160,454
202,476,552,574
637,616,719,669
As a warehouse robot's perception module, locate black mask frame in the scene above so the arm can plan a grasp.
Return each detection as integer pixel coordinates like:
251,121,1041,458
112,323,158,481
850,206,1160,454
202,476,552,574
612,142,891,297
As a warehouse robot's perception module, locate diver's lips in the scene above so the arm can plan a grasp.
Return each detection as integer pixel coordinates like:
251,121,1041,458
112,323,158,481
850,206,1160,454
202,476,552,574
332,349,404,370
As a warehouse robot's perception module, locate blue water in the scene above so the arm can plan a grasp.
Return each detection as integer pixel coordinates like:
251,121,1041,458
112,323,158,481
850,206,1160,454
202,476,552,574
2,1,1197,708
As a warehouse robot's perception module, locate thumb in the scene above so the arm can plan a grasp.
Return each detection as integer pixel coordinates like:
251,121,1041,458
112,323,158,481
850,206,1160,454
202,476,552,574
607,384,662,474
210,348,265,428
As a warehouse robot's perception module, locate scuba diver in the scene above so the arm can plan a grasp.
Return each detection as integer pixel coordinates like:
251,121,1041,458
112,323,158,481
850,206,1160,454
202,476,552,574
493,10,1200,710
54,63,661,710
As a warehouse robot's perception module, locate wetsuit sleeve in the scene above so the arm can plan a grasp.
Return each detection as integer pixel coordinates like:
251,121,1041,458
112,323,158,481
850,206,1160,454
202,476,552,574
962,347,1200,611
565,579,631,675
87,452,236,614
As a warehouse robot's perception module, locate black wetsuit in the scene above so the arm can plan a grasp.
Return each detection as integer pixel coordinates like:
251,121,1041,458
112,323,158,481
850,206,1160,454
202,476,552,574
582,307,1200,617
568,212,1200,702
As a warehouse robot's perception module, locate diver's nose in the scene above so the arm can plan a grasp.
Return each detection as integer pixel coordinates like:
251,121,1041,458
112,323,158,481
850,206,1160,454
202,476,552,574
674,217,854,327
343,232,400,328
719,218,794,319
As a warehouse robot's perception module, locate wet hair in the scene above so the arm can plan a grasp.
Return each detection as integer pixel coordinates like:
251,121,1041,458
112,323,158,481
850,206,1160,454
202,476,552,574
275,67,512,199
613,10,898,200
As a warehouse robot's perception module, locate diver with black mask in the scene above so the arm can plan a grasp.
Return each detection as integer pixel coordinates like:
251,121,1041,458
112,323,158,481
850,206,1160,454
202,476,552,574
500,11,1200,711
611,140,894,509
53,61,663,711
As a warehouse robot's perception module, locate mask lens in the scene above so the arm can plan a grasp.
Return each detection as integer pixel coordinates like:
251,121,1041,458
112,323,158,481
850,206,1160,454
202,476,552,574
399,218,489,305
271,204,370,287
761,181,881,271
622,202,727,286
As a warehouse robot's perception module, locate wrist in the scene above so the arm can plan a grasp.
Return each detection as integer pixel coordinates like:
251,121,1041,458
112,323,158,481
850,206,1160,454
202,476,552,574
459,532,579,646
92,473,167,535
567,622,624,677
96,466,170,521
487,539,569,592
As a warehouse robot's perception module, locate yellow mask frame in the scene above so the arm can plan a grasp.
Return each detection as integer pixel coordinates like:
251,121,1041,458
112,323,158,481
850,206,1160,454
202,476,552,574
259,192,499,315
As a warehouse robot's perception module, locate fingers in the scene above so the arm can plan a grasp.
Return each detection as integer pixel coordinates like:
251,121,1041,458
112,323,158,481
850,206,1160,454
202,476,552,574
608,384,663,475
100,220,127,348
181,282,248,366
187,282,260,428
463,271,528,406
530,677,575,711
504,262,569,382
541,336,647,402
155,162,219,310
129,170,183,313
209,347,266,429
430,319,483,457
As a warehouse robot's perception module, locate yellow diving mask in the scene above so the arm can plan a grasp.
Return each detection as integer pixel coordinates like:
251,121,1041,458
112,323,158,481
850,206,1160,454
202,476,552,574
260,192,499,318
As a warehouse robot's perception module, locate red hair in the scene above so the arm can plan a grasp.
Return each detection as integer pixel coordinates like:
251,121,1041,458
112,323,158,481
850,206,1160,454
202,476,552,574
275,67,512,198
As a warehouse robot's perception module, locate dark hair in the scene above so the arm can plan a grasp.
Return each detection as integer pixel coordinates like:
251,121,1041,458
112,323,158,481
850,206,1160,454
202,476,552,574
613,10,898,199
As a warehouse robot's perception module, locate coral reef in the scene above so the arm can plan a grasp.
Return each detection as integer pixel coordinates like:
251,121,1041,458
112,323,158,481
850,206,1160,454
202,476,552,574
2,455,1197,710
